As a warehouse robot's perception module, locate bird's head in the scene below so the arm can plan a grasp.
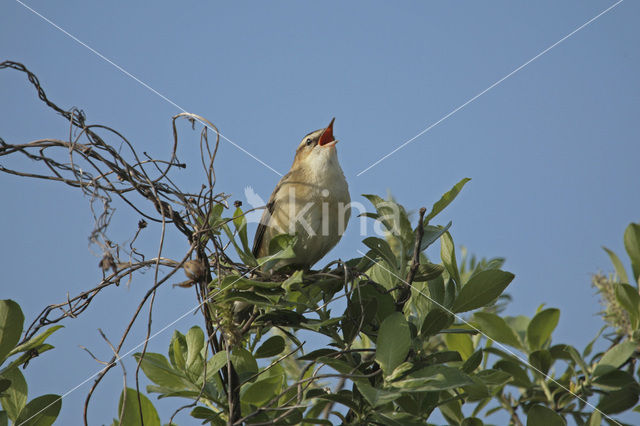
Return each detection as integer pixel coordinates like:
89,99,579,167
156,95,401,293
292,118,339,170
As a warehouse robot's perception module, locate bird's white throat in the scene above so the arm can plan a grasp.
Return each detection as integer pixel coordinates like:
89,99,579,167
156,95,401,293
304,146,347,196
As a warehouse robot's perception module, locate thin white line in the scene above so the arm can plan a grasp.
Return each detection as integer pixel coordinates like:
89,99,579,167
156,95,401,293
14,0,283,177
356,249,621,425
16,253,278,426
16,295,215,426
356,0,624,176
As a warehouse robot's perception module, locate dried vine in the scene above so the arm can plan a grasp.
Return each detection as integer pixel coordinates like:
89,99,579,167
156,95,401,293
0,60,250,424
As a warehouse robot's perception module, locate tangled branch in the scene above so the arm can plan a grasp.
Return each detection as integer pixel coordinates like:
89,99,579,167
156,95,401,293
0,60,246,423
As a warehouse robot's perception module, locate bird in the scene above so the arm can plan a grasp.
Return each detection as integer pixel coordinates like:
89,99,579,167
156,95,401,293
252,118,350,269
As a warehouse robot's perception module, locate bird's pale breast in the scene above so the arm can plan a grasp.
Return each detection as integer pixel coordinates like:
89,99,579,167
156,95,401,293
259,157,350,267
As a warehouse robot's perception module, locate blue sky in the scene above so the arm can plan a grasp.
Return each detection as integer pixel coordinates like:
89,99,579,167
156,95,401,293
1,0,639,423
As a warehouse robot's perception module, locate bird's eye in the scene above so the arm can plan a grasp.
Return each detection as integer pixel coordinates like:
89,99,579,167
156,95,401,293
305,138,312,146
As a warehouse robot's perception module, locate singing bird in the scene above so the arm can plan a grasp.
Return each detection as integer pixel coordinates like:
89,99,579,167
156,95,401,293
252,118,350,269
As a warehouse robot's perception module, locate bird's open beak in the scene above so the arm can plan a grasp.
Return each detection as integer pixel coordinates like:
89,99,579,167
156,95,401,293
318,118,337,147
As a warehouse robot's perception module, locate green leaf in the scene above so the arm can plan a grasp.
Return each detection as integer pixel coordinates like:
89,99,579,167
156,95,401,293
615,283,640,326
363,237,398,270
483,347,526,365
185,326,204,369
464,377,491,400
529,350,552,376
254,336,285,358
526,308,560,351
203,351,228,378
230,347,258,383
462,350,483,374
445,333,474,360
297,349,338,361
8,326,63,359
367,259,399,291
428,276,446,306
282,270,304,291
593,370,636,391
439,394,464,424
358,211,379,220
441,231,461,286
0,367,27,421
275,408,303,424
358,282,396,324
242,374,283,405
259,234,298,270
505,315,529,346
424,351,462,365
311,391,358,412
144,387,200,400
168,330,187,371
222,224,257,267
0,411,6,426
14,394,61,426
421,308,454,337
548,344,573,361
424,178,471,224
583,326,606,358
207,203,225,230
375,312,411,376
259,309,306,327
220,292,272,307
419,222,452,252
587,410,601,426
461,418,484,426
232,207,249,253
593,341,637,377
597,384,640,414
217,274,284,290
190,406,218,421
319,357,361,379
117,388,160,426
371,412,425,426
414,262,445,281
624,223,640,284
301,419,335,426
560,345,589,378
494,360,531,388
386,362,414,381
474,369,512,387
194,352,226,399
362,195,413,248
473,312,522,349
133,353,194,391
341,296,376,344
451,270,515,313
465,377,490,403
603,246,630,284
356,381,403,408
443,277,456,314
390,365,473,392
1,345,54,374
526,404,566,426
0,300,24,364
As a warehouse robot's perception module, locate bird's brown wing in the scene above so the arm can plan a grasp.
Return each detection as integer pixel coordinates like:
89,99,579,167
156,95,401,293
251,171,292,258
251,199,275,258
